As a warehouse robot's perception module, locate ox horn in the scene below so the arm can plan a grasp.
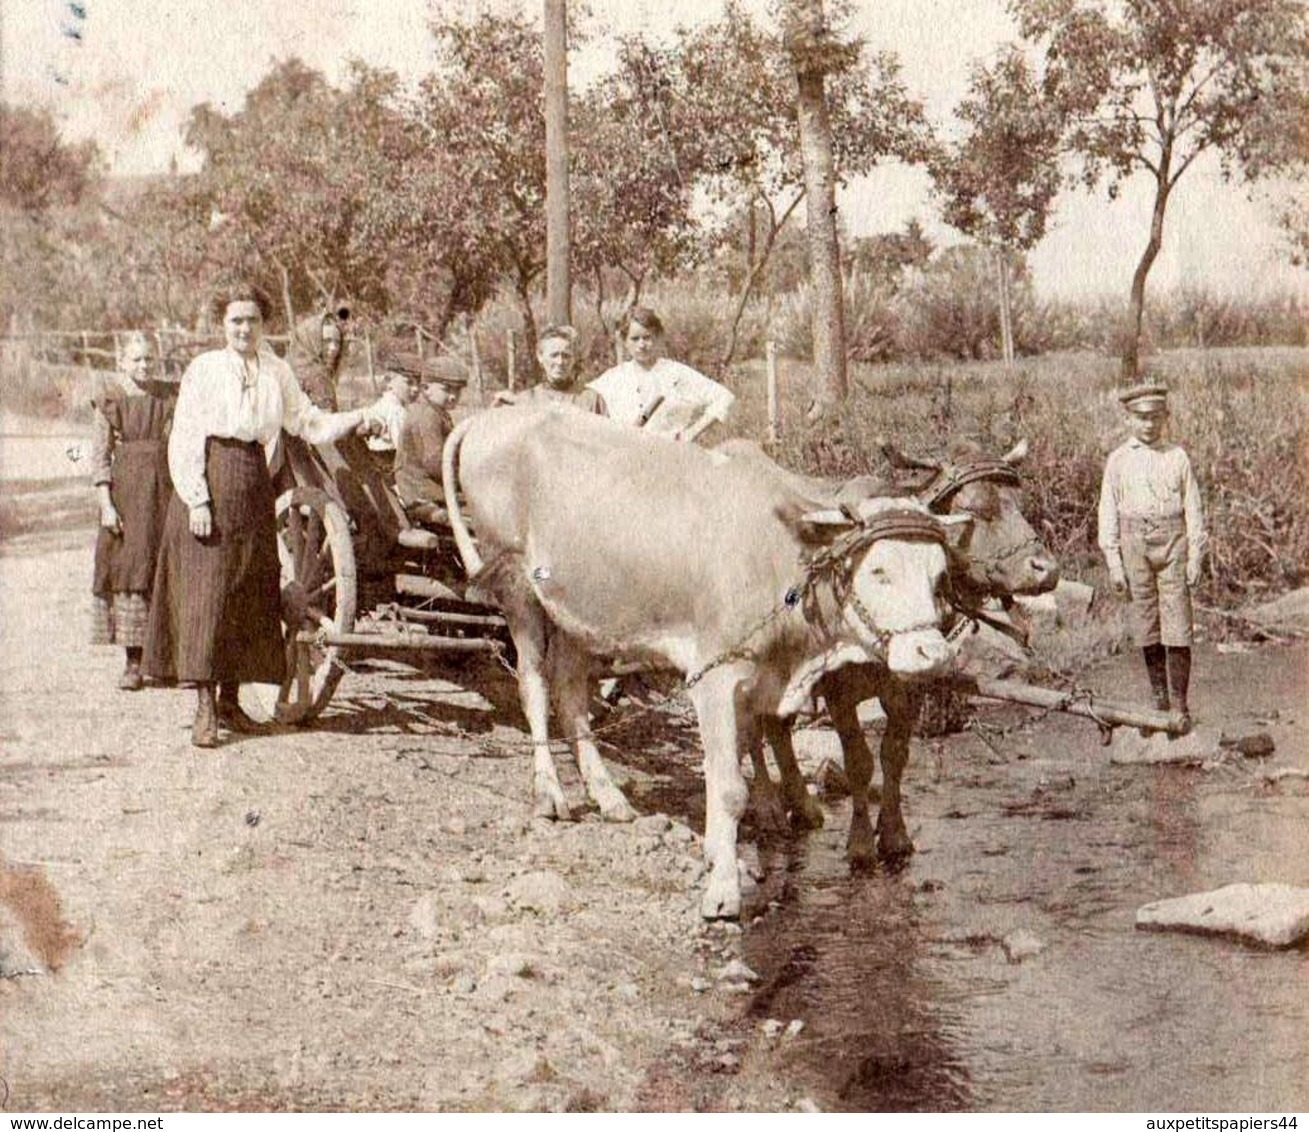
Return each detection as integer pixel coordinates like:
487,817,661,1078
878,436,939,472
1001,438,1030,465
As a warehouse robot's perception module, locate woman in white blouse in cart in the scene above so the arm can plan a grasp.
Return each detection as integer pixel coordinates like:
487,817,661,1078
144,282,378,748
587,307,735,442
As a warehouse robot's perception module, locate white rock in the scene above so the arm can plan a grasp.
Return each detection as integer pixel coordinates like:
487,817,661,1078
791,728,844,771
485,952,538,978
1109,726,1219,765
762,1019,785,1038
717,958,760,984
784,1019,806,1038
502,870,575,915
856,699,886,725
634,813,671,836
690,977,710,993
1001,928,1046,963
1136,883,1309,948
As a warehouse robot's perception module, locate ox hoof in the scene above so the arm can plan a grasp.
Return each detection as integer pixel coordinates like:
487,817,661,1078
876,828,915,863
748,788,789,836
533,783,574,823
700,868,742,921
598,795,638,824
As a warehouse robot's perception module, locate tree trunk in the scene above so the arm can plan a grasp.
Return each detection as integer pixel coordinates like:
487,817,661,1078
719,191,805,371
543,0,571,327
997,247,1015,367
1123,171,1171,380
791,0,847,409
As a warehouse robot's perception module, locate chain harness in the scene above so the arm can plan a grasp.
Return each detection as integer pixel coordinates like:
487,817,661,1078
685,508,949,689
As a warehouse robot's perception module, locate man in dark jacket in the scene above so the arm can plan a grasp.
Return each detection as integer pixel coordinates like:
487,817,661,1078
392,353,467,524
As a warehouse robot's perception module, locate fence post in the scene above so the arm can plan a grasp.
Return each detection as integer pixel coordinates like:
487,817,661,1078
365,329,379,395
466,315,484,407
506,329,516,392
81,330,93,374
415,327,425,360
766,339,779,444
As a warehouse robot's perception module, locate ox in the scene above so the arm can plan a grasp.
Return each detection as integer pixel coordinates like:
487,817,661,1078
722,438,1059,865
443,405,964,919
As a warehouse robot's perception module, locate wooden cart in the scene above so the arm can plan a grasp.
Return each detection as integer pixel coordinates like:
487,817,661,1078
269,432,508,724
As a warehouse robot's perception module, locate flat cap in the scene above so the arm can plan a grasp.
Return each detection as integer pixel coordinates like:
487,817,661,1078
1118,382,1169,411
378,349,429,379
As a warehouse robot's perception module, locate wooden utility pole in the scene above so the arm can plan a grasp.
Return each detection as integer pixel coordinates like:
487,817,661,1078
543,0,571,326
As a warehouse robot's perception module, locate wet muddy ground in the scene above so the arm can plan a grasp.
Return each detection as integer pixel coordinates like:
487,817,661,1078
2,441,1307,1112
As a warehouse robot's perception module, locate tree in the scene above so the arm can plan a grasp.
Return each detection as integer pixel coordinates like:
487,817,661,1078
185,58,403,324
1012,0,1309,377
571,38,709,323
677,1,933,370
783,0,855,408
0,103,101,214
416,12,549,347
932,47,1063,365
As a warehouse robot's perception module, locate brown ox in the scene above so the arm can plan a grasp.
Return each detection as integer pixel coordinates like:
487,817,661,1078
443,406,964,919
720,438,1059,865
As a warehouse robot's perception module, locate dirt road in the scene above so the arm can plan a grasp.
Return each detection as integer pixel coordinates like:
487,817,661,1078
2,453,1307,1112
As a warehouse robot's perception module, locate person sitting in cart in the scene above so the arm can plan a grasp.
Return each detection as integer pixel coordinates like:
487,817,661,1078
494,325,607,415
392,352,467,525
365,357,420,474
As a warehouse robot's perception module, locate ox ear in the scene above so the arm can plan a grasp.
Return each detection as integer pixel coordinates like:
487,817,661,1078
878,436,940,473
788,507,855,546
937,511,974,553
1001,438,1029,466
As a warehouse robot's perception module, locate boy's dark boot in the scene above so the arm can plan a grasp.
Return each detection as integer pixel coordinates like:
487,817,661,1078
217,682,262,734
1166,647,1192,733
1140,644,1169,737
192,684,219,749
1143,644,1169,710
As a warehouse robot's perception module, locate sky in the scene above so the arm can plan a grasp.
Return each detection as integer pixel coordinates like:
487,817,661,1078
4,0,1305,301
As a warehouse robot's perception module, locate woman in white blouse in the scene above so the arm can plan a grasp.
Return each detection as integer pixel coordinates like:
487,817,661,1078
144,282,376,747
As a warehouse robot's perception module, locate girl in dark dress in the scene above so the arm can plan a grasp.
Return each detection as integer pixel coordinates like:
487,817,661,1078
145,282,378,747
90,332,175,690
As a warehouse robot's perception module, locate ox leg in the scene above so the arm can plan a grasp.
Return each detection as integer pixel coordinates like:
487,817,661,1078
876,680,924,862
764,716,825,832
688,668,750,921
502,599,572,821
828,674,880,868
748,718,790,835
549,636,637,824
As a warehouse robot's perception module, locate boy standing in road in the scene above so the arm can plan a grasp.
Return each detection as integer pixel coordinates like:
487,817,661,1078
1097,382,1207,730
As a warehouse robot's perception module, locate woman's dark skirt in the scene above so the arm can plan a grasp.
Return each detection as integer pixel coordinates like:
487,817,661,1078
145,437,286,684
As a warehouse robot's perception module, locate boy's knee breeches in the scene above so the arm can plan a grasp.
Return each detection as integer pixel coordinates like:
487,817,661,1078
1121,516,1193,647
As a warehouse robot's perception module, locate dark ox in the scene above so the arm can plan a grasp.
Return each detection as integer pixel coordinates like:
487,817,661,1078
444,406,965,918
721,438,1059,866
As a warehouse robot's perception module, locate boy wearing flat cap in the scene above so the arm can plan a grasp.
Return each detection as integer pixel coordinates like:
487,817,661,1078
393,356,466,524
1097,382,1207,729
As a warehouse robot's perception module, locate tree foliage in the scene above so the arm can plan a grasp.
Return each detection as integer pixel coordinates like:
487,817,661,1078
0,103,101,214
1011,0,1309,374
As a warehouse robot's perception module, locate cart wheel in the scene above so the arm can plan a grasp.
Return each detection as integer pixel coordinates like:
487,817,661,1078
274,487,357,724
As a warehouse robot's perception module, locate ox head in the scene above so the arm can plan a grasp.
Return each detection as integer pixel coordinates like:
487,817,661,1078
879,438,1059,600
793,498,963,680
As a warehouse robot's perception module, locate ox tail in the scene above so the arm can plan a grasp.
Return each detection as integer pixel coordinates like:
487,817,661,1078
441,414,485,578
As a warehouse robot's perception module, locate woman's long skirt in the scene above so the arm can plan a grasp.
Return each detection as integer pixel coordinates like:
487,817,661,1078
145,437,286,684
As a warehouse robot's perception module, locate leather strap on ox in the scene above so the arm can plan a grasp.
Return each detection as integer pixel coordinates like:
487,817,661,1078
806,508,949,654
921,459,1019,512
